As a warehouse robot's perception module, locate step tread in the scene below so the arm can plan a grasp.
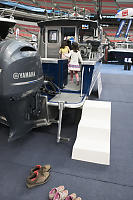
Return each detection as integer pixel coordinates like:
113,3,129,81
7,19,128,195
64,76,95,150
74,139,110,152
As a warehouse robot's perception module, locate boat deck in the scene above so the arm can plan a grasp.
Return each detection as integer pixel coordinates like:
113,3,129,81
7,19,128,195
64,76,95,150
48,73,84,107
48,61,101,108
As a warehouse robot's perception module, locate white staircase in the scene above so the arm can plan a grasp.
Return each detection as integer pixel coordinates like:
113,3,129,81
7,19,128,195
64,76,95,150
72,100,111,165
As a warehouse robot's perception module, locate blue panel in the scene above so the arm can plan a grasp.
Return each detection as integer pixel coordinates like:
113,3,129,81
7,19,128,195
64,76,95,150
125,19,132,38
82,65,94,95
42,59,68,89
115,20,125,38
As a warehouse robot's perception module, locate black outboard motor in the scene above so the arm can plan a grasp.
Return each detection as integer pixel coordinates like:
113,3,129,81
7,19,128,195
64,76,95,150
0,39,44,141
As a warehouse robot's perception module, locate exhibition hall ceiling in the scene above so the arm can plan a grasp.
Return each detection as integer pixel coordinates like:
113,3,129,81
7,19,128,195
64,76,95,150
9,0,133,16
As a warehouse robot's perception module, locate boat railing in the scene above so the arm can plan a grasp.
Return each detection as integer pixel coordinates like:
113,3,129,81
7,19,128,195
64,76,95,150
44,7,91,20
79,42,102,61
115,42,133,50
89,47,102,61
0,8,15,19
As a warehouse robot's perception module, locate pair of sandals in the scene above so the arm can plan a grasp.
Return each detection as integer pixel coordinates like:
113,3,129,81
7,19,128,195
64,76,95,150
49,186,82,200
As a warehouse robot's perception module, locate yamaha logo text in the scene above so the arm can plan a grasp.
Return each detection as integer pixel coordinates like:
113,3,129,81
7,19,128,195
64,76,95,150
13,72,36,80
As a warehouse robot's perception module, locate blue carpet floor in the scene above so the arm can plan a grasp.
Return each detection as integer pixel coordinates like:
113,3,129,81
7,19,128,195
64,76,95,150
101,63,133,75
0,64,133,200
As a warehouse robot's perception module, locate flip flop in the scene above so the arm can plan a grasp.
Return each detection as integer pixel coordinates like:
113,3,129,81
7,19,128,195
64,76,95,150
75,198,82,200
53,190,68,200
65,193,77,200
49,186,65,200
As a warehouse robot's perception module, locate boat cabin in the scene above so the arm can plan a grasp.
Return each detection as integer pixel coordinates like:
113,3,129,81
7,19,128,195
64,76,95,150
37,15,103,96
38,17,101,59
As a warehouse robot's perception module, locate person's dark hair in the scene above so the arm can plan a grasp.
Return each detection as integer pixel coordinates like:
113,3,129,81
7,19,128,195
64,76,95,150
66,39,71,49
71,42,79,52
60,40,67,49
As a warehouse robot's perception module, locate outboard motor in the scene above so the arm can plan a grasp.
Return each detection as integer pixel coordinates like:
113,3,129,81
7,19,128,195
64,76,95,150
0,39,44,141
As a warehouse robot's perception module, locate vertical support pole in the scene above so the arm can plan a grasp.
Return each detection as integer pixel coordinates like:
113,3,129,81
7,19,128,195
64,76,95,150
115,19,125,38
44,96,50,123
80,66,84,97
96,0,102,26
38,27,44,58
57,101,64,143
45,27,48,58
125,19,132,38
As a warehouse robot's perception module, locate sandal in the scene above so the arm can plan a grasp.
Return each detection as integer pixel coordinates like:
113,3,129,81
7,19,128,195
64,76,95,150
30,164,51,175
65,193,76,200
75,198,82,200
26,171,50,188
49,186,65,200
53,190,68,200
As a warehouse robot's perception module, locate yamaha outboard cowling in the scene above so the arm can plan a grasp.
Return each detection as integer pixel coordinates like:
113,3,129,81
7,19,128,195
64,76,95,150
0,39,44,141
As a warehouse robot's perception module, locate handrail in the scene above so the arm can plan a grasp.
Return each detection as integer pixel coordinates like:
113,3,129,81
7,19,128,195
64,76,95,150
0,7,15,18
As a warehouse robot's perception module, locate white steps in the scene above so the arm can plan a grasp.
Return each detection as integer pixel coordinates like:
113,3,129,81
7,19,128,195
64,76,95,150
72,100,111,165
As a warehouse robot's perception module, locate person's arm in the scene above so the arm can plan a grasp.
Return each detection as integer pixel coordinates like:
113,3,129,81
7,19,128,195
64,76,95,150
67,46,70,53
78,51,83,63
59,48,62,54
64,50,72,58
59,48,62,59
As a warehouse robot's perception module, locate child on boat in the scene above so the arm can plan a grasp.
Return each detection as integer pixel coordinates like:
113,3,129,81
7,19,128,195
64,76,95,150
66,42,83,85
59,40,70,59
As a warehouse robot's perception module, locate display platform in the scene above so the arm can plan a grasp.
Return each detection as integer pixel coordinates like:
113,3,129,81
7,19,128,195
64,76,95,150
0,64,133,200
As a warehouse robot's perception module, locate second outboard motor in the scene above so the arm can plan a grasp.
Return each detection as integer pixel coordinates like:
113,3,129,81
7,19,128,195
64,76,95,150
0,39,44,141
